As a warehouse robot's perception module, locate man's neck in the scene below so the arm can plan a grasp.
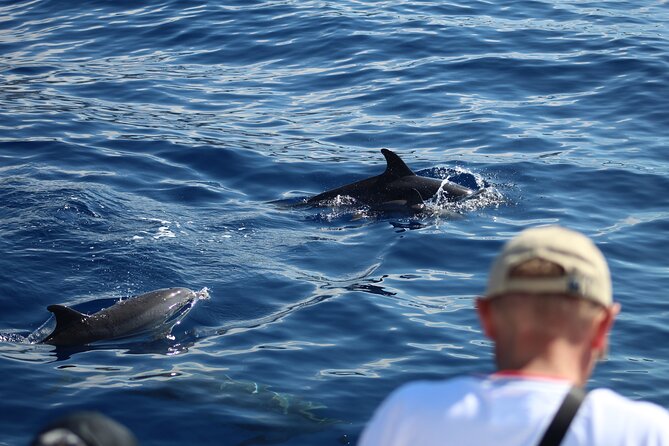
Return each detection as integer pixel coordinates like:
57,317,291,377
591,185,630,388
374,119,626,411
495,341,594,386
492,369,574,382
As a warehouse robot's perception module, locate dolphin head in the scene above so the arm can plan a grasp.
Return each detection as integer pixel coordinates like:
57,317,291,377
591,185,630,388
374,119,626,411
160,288,200,325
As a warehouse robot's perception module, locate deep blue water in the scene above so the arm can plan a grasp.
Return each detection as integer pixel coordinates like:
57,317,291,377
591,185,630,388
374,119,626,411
1,0,669,444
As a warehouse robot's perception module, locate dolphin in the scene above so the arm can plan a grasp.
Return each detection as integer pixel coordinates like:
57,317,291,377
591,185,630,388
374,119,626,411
42,287,204,347
307,149,474,211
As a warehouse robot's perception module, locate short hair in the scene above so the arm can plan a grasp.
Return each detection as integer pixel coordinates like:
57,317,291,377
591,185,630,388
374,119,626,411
508,258,565,278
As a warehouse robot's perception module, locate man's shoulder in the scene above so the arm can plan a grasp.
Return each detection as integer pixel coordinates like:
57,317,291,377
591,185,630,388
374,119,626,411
393,376,481,399
572,387,669,443
587,388,669,421
384,375,485,412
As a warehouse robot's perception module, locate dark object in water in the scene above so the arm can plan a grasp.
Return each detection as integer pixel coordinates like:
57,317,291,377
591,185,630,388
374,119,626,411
31,411,138,446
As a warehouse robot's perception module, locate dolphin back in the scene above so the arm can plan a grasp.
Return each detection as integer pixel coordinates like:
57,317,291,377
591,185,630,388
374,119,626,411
307,149,418,204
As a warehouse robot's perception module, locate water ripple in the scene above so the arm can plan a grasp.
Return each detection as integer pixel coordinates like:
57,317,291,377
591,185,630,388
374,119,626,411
2,1,669,444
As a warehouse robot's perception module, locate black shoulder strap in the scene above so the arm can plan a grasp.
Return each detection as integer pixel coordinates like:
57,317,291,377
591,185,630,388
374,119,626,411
537,386,587,446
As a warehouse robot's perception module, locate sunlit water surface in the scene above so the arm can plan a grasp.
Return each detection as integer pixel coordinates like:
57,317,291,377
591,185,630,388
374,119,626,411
1,1,669,444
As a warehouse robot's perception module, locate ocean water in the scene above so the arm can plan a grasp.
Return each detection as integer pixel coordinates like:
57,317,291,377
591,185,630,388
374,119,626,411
1,0,669,444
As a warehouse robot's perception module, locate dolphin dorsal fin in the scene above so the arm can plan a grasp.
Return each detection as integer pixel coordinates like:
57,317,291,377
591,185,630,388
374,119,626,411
381,149,415,179
47,305,87,329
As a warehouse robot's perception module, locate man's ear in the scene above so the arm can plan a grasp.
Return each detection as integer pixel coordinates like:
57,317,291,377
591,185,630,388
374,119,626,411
592,302,621,355
476,297,496,340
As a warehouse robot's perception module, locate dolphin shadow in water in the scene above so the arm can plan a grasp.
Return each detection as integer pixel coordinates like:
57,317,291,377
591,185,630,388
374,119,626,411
39,287,209,348
306,149,478,213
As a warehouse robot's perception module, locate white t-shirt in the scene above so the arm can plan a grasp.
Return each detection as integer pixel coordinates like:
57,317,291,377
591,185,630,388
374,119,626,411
358,375,669,446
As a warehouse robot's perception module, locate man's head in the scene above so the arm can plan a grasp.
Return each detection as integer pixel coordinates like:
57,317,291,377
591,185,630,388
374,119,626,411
476,226,620,384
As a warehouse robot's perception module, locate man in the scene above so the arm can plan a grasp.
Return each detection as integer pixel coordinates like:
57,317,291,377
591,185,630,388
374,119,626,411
359,225,669,446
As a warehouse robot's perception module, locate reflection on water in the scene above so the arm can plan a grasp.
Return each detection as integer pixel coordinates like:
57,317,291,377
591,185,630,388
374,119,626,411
1,0,669,444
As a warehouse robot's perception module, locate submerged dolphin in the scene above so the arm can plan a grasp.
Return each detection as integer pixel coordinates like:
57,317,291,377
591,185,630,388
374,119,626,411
307,149,474,211
42,287,204,347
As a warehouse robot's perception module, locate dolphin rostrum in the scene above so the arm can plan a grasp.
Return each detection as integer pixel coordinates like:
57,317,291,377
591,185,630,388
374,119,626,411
307,149,474,211
42,287,206,347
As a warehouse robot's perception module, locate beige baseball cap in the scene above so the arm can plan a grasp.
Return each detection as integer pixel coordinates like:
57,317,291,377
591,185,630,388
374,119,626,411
484,225,612,306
